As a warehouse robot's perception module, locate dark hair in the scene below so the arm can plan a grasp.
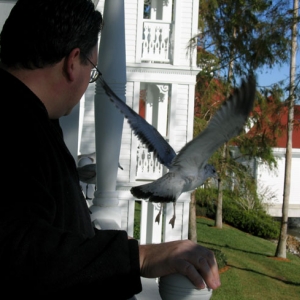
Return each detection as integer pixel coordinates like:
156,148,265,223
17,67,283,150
0,0,102,69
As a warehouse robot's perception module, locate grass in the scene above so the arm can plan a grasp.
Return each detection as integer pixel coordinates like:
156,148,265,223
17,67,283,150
134,202,300,299
133,201,142,239
196,217,300,300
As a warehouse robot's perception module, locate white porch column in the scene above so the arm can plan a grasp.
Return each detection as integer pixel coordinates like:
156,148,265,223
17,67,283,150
89,0,126,230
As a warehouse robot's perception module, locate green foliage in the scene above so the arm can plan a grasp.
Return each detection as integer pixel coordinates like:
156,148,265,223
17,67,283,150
195,186,219,215
223,205,280,239
134,221,140,240
195,187,280,239
239,87,285,169
193,115,208,137
134,201,141,239
196,0,294,78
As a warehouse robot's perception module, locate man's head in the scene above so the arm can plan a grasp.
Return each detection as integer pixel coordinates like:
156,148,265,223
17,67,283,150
0,0,103,118
0,0,102,69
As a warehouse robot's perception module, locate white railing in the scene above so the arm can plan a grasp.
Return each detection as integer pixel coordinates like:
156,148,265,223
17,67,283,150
141,20,173,63
118,192,191,244
136,142,164,180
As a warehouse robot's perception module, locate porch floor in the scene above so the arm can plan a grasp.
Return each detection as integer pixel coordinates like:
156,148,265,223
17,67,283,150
135,277,161,299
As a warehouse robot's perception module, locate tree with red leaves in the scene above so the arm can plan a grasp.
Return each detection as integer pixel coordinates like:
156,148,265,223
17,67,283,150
188,0,299,239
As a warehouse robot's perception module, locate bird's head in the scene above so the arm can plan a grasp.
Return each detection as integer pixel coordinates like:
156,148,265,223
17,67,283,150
204,164,218,180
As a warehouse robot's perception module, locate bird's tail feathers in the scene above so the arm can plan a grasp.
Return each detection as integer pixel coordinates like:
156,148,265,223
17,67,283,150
130,173,182,203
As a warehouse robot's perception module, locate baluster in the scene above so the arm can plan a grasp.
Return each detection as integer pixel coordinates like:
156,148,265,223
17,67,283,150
155,26,160,55
141,147,145,172
149,25,154,56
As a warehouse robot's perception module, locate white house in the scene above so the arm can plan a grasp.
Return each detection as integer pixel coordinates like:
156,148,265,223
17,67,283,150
258,148,300,217
257,127,300,221
76,0,200,243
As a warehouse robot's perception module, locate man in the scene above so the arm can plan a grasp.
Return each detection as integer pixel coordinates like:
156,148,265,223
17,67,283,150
0,0,220,298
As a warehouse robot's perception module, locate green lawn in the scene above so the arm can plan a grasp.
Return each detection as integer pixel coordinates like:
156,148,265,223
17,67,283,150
134,202,300,299
196,217,300,300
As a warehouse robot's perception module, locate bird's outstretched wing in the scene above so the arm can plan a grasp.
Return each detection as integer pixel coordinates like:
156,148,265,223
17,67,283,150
98,75,176,168
172,75,256,170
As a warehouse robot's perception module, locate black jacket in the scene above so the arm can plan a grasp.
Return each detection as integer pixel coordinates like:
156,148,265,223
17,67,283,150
0,68,142,298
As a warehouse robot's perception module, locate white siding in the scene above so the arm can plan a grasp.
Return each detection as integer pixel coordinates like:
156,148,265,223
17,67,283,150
257,148,300,217
125,0,138,63
174,84,189,150
173,0,198,67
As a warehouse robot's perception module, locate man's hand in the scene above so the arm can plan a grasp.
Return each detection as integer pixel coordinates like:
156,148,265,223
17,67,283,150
139,239,221,290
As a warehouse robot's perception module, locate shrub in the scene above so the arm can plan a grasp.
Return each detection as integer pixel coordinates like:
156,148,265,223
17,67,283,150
222,204,280,239
195,187,280,239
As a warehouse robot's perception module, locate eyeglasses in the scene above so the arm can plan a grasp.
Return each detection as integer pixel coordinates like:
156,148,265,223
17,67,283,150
80,53,119,106
82,53,101,83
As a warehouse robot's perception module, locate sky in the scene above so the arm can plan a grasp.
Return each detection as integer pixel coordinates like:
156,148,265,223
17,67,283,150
256,51,300,96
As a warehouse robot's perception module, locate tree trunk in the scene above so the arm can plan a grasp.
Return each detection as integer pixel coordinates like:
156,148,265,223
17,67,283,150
188,190,198,243
275,0,298,258
215,31,235,229
215,178,223,228
215,144,227,228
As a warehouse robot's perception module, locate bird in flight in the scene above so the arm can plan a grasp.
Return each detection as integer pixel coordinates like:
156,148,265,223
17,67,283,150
98,74,256,228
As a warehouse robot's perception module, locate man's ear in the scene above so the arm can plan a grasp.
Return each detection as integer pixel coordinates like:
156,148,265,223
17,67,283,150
64,48,81,82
